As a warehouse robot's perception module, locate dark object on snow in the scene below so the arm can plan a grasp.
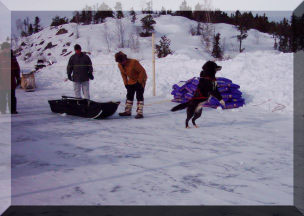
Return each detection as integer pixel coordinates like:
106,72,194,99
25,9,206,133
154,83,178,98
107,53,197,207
35,59,46,70
44,42,57,51
48,96,120,119
56,28,68,35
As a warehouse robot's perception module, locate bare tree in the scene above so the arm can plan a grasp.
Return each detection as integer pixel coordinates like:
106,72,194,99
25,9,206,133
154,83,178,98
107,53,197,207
221,37,226,57
103,22,112,53
86,36,92,52
114,2,124,19
199,0,214,54
200,23,214,53
11,34,19,49
128,29,140,52
74,24,80,39
16,19,24,34
116,19,125,48
254,30,260,45
189,25,196,36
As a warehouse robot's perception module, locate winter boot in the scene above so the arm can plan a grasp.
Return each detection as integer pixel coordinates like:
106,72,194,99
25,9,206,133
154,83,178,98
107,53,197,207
135,101,144,119
119,100,133,116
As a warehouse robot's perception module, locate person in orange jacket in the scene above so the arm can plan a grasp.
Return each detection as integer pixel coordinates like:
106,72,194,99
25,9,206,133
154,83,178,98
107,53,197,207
115,51,147,119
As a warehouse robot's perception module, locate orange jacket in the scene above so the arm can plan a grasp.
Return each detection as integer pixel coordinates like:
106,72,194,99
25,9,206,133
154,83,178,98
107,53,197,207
118,59,147,87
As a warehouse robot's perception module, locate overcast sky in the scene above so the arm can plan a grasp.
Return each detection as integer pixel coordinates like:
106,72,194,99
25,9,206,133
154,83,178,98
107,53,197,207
1,0,303,11
1,0,303,42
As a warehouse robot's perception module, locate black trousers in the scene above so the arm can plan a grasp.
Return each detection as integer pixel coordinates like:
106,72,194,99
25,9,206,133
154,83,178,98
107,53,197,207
126,83,144,101
11,89,17,112
0,89,16,113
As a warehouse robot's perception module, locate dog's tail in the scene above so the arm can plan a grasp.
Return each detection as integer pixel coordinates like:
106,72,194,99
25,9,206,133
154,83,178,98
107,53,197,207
171,102,189,112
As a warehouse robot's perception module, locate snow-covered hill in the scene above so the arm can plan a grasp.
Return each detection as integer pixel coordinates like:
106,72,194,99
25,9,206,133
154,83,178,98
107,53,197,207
6,14,293,206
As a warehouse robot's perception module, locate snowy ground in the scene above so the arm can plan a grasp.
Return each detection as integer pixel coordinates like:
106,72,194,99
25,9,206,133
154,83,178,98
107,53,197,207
3,14,294,205
9,86,293,205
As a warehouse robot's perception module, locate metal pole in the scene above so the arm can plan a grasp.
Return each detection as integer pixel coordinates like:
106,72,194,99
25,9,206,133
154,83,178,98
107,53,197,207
152,32,156,96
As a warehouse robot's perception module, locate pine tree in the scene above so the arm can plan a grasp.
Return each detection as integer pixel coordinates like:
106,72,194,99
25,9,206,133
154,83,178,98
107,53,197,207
274,37,278,50
115,2,124,19
212,33,223,59
140,15,156,37
71,11,81,24
177,0,192,20
80,10,87,24
34,16,41,33
290,14,304,52
85,10,93,25
21,31,27,37
130,8,136,23
160,7,166,15
51,16,68,26
93,3,113,23
278,35,290,53
196,22,202,35
278,18,291,53
28,24,33,35
23,17,30,35
142,1,153,14
155,35,173,58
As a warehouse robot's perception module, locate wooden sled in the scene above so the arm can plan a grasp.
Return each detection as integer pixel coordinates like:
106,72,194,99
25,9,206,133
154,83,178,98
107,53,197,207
21,72,36,92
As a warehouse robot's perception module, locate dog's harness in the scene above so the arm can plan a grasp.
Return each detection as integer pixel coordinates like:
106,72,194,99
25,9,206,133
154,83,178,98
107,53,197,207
190,76,217,101
191,91,209,100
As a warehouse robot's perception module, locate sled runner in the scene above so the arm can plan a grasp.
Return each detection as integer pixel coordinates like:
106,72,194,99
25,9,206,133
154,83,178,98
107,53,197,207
48,96,120,119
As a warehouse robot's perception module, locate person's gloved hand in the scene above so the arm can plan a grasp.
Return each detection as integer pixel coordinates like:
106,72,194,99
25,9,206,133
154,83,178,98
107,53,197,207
68,74,73,81
16,78,21,86
219,99,226,108
88,73,94,80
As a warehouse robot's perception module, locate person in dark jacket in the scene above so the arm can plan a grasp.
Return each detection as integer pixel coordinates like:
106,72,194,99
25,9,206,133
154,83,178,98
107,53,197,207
0,45,20,114
67,44,93,99
11,50,21,114
115,51,147,119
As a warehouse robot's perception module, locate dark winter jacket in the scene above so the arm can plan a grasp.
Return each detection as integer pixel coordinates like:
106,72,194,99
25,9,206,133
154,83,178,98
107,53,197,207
67,52,93,82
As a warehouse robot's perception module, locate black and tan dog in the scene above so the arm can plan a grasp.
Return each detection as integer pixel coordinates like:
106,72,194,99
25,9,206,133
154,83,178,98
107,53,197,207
171,61,225,128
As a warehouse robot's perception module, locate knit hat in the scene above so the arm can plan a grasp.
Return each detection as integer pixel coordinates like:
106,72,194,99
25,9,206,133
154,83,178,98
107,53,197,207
74,44,82,51
115,51,127,63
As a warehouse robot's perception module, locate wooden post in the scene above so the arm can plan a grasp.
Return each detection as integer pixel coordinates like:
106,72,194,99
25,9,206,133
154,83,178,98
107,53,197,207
152,32,156,96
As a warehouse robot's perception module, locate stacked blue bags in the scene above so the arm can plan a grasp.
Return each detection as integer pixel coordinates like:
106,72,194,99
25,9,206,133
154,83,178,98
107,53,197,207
171,77,245,109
